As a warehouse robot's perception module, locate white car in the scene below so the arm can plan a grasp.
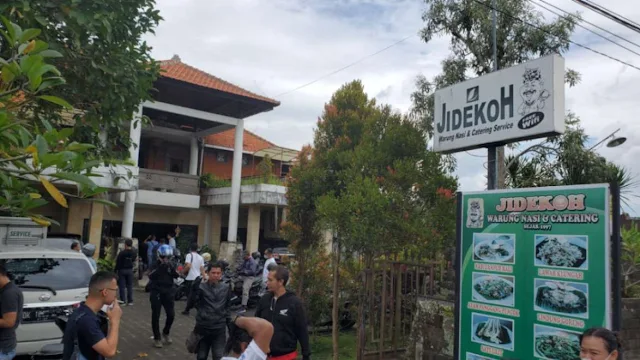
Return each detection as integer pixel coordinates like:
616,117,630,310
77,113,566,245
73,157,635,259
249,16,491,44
0,246,95,355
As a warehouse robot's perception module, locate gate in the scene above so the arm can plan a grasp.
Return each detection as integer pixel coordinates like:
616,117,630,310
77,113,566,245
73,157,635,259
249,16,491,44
357,260,452,359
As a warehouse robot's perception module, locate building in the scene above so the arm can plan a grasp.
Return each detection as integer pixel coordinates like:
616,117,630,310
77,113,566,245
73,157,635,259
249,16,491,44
36,55,297,258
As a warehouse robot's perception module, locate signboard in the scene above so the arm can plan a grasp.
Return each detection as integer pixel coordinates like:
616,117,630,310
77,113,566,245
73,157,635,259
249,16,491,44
434,55,565,153
455,184,611,360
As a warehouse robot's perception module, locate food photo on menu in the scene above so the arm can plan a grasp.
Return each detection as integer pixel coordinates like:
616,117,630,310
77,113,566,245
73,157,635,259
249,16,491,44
471,313,514,351
534,234,588,269
533,324,581,360
472,233,516,264
472,272,515,307
466,353,496,360
534,279,588,319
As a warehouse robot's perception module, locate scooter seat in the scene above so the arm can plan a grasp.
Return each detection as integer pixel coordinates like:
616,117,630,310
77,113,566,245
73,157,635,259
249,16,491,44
37,343,64,355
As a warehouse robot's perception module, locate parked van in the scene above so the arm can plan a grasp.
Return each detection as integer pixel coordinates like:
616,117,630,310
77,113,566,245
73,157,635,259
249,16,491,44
0,217,95,355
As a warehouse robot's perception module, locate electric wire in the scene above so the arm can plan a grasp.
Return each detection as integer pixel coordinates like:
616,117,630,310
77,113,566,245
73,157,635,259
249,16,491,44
571,0,640,34
472,0,640,71
530,0,640,56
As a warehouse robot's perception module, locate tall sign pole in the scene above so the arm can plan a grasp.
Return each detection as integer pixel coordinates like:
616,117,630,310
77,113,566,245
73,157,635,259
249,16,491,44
487,0,499,190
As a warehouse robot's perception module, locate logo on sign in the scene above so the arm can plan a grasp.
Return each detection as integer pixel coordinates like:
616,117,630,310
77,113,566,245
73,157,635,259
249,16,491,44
518,112,544,130
466,86,479,103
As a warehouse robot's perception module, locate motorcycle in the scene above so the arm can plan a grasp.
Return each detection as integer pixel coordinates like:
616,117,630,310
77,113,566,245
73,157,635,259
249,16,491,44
174,264,188,301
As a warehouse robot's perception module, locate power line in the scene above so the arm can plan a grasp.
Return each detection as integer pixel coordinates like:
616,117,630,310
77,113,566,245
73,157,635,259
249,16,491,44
465,151,486,158
571,0,640,34
472,0,640,71
532,0,640,51
274,35,415,98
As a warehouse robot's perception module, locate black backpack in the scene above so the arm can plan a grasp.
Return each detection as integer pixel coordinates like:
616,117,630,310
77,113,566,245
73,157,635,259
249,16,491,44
62,312,87,360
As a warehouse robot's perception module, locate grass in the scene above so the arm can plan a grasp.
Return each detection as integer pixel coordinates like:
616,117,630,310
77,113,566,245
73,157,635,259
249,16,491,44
310,332,357,360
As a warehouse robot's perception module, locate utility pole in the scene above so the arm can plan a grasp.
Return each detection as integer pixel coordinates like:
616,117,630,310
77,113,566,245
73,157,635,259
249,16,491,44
487,0,504,189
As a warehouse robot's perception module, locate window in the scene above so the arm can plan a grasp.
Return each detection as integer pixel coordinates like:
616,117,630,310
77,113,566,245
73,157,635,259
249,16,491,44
216,151,228,163
242,155,250,167
5,257,93,291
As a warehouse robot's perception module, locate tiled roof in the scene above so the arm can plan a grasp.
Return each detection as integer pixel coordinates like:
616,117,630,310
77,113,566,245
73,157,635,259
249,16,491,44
205,128,274,153
159,55,280,106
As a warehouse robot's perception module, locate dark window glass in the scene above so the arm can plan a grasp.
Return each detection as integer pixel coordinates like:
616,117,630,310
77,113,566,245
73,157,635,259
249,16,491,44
5,258,92,291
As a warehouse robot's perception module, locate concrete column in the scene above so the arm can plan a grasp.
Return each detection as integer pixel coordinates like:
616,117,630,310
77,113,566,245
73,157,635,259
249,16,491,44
227,120,244,244
66,200,86,235
88,202,104,259
282,207,288,224
121,191,137,238
189,136,199,175
211,207,222,250
203,208,211,247
247,205,261,252
129,104,143,166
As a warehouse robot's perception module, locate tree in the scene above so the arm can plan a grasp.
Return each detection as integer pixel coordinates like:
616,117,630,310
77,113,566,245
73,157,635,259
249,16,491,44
0,17,114,225
0,1,161,161
411,0,580,186
311,81,457,358
504,115,638,207
622,225,640,297
257,154,274,182
282,145,325,297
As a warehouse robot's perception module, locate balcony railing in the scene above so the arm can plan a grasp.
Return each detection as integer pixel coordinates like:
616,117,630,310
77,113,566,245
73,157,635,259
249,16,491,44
138,168,200,195
200,174,286,189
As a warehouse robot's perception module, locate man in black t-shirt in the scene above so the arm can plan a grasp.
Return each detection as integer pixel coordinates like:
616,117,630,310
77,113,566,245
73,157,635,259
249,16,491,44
115,239,136,305
63,271,122,360
0,263,23,360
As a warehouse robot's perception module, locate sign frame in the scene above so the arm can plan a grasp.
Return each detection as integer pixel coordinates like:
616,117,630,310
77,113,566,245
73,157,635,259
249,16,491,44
453,183,621,360
433,54,565,154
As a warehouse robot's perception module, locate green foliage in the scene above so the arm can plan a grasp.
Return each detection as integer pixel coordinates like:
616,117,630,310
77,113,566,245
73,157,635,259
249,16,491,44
0,17,115,224
289,244,333,331
97,257,115,272
622,226,640,297
0,0,162,161
257,155,274,180
200,172,285,189
505,115,639,207
314,81,458,259
412,0,579,136
198,244,217,261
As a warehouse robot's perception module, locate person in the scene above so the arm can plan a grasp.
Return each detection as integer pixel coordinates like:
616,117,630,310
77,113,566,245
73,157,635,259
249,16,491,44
167,233,177,251
187,262,233,360
580,327,621,360
221,315,273,360
181,243,205,316
71,241,81,252
115,239,136,306
139,237,149,271
146,235,158,270
148,244,179,348
62,271,121,360
261,249,276,296
0,263,23,360
237,250,258,313
82,243,98,272
255,266,310,360
149,237,165,272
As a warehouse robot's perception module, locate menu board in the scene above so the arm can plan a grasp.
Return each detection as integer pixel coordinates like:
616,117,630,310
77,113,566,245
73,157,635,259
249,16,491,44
456,184,611,360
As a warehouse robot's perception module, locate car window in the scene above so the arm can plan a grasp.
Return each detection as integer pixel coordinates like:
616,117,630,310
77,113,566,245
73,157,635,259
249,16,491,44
4,257,92,291
44,238,77,251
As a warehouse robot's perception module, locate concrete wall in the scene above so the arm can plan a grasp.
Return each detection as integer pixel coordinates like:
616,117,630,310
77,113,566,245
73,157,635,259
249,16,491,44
201,148,284,179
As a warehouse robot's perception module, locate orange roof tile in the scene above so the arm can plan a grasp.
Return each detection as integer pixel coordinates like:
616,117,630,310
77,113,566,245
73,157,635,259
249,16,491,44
205,128,274,153
159,55,280,106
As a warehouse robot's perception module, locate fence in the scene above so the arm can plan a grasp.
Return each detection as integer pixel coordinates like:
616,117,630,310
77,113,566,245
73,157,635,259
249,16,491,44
357,260,453,360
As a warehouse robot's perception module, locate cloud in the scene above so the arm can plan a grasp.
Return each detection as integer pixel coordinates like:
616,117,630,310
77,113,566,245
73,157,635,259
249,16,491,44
146,0,640,214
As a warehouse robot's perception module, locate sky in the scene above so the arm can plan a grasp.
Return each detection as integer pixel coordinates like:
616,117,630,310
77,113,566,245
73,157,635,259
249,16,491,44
146,0,640,215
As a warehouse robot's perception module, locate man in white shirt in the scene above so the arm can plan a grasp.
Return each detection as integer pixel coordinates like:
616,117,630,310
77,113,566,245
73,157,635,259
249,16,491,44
181,242,204,316
221,315,273,360
167,233,177,251
260,249,277,296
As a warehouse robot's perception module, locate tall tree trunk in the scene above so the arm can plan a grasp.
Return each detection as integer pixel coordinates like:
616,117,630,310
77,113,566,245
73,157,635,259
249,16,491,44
332,241,341,360
296,247,306,298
